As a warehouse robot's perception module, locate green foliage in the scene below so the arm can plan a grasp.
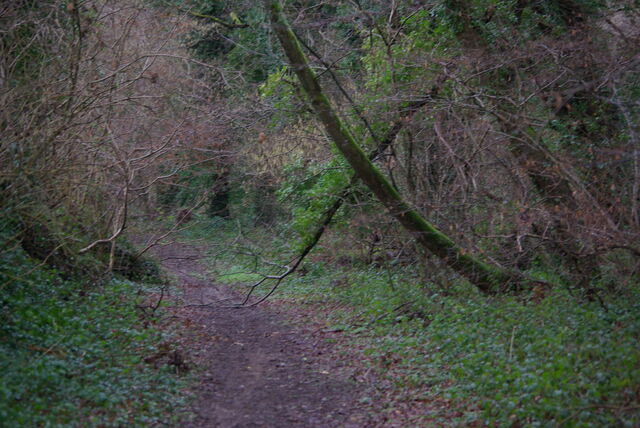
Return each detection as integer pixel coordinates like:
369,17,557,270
0,244,188,426
276,157,352,250
223,7,275,83
258,67,301,125
359,0,606,99
360,30,431,96
158,167,211,208
403,7,460,52
438,0,605,46
180,1,278,83
157,162,231,218
427,292,639,426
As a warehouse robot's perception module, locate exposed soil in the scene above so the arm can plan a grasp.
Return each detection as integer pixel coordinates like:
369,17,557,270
153,241,371,427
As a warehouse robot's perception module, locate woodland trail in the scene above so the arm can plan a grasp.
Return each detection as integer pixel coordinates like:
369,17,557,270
154,241,368,428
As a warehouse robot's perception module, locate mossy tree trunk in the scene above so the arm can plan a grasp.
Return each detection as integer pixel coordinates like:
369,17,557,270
263,0,520,293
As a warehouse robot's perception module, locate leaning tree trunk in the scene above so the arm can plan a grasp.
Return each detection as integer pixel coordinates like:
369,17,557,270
263,0,521,293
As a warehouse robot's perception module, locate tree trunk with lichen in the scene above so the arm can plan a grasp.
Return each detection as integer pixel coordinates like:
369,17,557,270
263,0,521,293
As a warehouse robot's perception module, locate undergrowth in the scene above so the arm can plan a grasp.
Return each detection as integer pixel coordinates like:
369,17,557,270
190,217,640,426
0,238,189,426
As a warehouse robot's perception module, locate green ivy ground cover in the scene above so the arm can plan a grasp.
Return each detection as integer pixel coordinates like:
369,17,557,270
0,246,189,427
290,267,640,426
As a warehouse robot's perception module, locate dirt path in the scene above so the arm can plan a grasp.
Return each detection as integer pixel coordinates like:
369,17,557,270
154,242,367,427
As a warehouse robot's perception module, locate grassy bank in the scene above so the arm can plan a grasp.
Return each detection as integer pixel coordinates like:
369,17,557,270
0,241,189,426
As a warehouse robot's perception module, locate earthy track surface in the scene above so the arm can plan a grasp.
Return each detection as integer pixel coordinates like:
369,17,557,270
155,242,366,428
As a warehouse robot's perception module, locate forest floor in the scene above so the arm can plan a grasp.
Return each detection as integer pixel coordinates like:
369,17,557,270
153,240,377,427
135,223,640,427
